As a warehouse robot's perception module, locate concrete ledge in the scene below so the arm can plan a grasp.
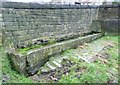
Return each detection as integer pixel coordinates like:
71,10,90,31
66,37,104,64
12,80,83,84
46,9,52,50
6,33,103,75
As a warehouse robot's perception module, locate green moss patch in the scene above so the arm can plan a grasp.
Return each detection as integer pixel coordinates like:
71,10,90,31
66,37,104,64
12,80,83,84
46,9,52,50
16,45,43,54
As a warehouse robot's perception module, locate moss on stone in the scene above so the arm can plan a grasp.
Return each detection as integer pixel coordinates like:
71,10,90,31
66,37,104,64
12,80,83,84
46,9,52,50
17,44,43,54
48,39,56,44
16,39,57,54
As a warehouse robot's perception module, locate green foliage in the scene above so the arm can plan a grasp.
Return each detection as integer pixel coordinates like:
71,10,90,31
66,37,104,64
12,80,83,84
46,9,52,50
59,70,80,83
63,49,75,55
59,62,109,83
48,39,56,45
79,63,109,83
101,35,118,42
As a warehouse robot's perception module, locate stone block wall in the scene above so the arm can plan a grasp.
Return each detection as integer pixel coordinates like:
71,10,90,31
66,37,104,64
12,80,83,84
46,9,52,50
98,7,119,35
1,2,100,49
98,7,118,19
0,9,2,45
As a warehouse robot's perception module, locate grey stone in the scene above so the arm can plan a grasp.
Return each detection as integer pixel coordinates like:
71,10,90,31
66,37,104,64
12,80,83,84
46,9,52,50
2,8,105,48
52,61,61,67
6,50,27,76
3,5,118,75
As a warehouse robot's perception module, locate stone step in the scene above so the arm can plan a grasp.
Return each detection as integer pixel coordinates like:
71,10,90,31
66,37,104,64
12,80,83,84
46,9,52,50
49,61,59,68
46,62,56,70
40,66,51,73
49,55,63,63
77,55,91,63
40,55,68,72
52,61,61,67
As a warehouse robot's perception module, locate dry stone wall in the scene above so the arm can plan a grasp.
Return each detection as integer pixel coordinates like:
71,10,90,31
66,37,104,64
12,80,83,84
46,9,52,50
0,9,2,45
2,2,100,49
98,7,119,35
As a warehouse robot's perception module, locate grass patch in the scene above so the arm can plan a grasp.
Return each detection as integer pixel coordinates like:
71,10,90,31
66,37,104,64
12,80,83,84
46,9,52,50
59,61,110,83
59,35,118,83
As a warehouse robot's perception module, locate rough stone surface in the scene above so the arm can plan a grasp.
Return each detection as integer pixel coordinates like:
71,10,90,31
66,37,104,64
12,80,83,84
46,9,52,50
6,50,27,75
1,2,118,76
98,7,119,35
6,33,103,75
100,19,119,35
98,7,118,20
1,4,118,48
0,10,2,46
2,5,101,48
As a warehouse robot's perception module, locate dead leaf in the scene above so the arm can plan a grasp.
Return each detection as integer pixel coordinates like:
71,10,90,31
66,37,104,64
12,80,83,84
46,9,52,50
50,76,58,81
114,64,118,69
78,45,84,49
84,43,89,46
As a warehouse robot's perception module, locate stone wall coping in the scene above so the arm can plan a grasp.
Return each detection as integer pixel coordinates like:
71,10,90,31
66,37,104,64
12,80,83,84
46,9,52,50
1,2,119,9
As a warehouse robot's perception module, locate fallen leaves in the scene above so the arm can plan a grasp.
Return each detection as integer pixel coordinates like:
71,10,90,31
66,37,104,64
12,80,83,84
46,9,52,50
97,57,108,64
50,76,58,81
77,43,89,49
78,45,84,49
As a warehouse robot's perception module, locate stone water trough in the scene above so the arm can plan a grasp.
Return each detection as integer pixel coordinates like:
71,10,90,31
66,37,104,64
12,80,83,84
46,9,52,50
1,2,118,76
6,33,103,75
